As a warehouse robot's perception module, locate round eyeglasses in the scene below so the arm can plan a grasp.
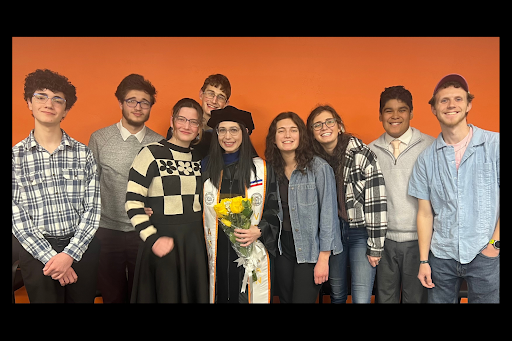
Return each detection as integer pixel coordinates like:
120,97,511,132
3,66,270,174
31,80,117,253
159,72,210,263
203,90,227,105
311,118,337,131
217,127,241,136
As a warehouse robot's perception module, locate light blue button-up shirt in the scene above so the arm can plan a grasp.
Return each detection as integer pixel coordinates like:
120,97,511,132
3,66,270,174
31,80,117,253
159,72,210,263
408,125,499,264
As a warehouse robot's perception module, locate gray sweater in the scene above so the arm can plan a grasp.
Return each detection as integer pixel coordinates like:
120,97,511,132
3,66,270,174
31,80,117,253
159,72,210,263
88,124,164,232
368,127,435,242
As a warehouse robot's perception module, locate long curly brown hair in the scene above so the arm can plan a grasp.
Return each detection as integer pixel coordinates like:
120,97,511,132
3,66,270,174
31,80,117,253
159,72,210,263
264,111,314,181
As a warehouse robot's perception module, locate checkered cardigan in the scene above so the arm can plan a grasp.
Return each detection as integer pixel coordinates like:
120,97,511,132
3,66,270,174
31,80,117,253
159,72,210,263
343,137,387,257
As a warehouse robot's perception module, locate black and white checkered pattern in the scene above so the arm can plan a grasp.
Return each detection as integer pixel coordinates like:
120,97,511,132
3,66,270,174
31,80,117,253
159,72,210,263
126,140,203,241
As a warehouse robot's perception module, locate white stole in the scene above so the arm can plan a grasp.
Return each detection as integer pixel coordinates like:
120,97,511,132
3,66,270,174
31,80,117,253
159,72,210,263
203,157,271,303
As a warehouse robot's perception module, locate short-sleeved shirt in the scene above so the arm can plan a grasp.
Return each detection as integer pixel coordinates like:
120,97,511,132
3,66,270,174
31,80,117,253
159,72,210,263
408,124,499,264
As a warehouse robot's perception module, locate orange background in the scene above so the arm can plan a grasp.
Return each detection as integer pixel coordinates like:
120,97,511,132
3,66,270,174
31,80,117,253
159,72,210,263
12,37,499,156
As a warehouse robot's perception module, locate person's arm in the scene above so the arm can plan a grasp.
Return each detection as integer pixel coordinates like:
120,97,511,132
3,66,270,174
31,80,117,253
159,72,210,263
125,146,172,257
481,217,500,257
12,156,58,265
362,148,387,263
417,198,435,288
314,162,339,284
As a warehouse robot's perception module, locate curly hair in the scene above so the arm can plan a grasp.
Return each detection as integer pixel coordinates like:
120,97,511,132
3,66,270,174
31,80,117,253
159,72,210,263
200,74,231,100
379,85,413,114
23,69,77,110
115,74,157,105
264,112,314,181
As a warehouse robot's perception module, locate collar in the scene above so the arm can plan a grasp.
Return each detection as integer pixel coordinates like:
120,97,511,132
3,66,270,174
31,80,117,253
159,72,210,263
435,124,483,150
223,150,240,165
117,120,146,143
384,126,412,146
25,129,74,151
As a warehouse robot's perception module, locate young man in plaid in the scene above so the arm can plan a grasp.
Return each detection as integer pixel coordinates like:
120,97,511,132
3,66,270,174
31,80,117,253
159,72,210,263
12,69,101,303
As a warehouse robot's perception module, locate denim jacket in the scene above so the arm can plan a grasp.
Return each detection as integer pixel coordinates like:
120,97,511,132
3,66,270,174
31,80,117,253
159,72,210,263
276,156,342,263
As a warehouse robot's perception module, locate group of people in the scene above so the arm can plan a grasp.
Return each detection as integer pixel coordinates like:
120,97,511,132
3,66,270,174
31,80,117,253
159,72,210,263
12,68,500,304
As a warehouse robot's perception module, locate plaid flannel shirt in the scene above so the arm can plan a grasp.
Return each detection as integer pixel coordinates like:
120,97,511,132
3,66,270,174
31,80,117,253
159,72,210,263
12,130,101,264
343,137,387,257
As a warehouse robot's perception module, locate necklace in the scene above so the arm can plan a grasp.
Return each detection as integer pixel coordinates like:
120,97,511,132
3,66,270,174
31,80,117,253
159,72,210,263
454,138,468,153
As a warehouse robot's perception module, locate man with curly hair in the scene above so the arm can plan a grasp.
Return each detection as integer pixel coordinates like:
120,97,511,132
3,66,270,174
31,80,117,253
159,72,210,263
88,74,163,303
12,69,101,303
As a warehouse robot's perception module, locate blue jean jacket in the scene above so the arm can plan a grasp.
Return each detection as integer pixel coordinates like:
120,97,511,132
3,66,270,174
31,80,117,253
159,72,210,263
276,156,342,263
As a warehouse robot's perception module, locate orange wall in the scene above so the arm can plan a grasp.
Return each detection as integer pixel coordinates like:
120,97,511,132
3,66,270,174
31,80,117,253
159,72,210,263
12,37,499,156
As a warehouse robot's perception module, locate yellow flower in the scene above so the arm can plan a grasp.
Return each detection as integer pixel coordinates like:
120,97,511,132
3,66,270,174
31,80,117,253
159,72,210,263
230,196,244,214
220,218,232,227
214,202,229,217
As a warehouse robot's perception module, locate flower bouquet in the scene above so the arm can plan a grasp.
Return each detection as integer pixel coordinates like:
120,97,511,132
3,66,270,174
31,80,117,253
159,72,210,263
214,196,258,283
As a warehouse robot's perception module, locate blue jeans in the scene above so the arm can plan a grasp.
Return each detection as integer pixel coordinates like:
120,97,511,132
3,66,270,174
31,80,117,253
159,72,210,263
329,219,376,303
428,250,500,303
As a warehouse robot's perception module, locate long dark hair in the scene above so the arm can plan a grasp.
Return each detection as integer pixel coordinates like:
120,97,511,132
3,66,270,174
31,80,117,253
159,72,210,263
264,112,314,181
203,121,257,192
306,105,352,181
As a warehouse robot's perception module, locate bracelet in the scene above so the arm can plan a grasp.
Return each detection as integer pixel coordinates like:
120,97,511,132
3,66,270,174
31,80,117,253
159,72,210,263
419,260,429,264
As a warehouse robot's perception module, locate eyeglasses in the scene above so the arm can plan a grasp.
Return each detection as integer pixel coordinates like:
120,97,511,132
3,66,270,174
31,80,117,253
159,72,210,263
203,90,227,105
311,118,337,131
124,98,152,109
33,93,67,107
217,127,241,136
174,116,200,128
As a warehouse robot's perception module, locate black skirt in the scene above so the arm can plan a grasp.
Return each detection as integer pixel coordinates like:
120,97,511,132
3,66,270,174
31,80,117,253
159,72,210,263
131,221,209,303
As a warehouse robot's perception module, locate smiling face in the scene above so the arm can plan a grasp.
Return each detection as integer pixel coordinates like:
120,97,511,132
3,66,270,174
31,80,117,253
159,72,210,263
310,110,342,149
217,121,242,153
431,86,472,128
379,99,413,138
275,118,300,153
199,85,229,128
169,107,201,148
28,88,69,127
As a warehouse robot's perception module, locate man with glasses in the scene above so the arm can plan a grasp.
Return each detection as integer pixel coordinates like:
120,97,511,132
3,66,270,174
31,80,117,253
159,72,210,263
12,69,101,303
88,74,163,303
166,74,232,158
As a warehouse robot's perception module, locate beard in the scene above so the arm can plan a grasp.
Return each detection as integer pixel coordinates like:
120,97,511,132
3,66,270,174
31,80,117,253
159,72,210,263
122,108,149,127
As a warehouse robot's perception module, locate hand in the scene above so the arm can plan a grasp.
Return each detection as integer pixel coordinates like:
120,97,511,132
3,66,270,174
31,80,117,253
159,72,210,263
43,252,74,280
58,267,78,286
481,243,500,258
152,236,174,257
367,255,381,267
144,207,154,217
418,263,435,288
314,252,330,285
234,225,261,247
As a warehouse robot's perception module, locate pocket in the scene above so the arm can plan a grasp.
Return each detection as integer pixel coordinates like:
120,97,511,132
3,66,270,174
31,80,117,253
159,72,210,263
61,168,86,192
296,183,317,206
18,171,46,201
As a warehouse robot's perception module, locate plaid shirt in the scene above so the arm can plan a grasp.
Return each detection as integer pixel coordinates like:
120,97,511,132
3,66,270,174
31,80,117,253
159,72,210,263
343,137,387,257
12,130,101,264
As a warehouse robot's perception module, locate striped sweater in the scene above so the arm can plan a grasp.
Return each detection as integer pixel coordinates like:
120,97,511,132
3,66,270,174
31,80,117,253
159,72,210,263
125,139,203,246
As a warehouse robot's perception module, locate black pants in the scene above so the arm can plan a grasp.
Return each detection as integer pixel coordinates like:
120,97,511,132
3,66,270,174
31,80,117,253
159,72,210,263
96,228,140,303
19,235,100,303
275,230,321,303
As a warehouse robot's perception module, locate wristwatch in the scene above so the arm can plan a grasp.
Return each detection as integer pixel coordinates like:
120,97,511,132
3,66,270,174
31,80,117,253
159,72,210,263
489,239,500,250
